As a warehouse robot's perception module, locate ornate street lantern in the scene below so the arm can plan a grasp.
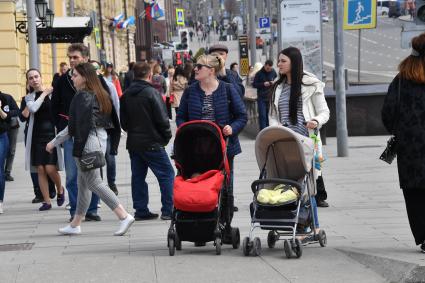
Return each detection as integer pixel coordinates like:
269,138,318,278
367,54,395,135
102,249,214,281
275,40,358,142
46,9,54,28
35,0,48,20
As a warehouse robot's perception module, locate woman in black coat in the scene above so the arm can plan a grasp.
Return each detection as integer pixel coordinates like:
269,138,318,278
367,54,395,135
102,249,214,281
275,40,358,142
382,33,425,253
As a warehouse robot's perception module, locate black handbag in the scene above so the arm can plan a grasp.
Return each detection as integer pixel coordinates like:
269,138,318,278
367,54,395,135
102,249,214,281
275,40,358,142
78,129,106,171
380,77,400,164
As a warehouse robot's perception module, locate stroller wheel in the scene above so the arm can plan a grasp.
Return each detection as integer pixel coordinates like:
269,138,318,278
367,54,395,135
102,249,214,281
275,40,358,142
318,230,327,247
168,237,175,256
231,228,240,249
267,230,277,249
215,236,222,255
242,237,251,256
293,239,302,258
283,240,292,258
253,237,262,256
175,233,182,250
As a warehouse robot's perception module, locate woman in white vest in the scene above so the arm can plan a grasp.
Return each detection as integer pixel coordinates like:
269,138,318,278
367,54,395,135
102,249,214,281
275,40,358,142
268,47,330,237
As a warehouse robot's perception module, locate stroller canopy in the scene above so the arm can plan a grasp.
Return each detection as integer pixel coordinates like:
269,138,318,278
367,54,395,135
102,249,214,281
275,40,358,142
174,120,229,179
255,126,314,181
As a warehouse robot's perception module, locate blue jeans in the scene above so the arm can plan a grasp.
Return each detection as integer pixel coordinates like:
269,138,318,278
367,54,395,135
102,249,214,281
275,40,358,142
0,133,9,201
311,197,320,228
63,139,99,216
257,97,270,130
105,136,116,185
129,148,174,217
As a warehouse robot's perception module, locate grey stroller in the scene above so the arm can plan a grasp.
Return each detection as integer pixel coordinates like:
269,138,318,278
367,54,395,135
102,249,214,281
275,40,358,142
242,126,327,258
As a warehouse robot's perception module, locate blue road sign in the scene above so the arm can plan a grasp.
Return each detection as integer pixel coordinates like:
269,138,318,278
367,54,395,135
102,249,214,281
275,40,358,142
259,17,270,29
343,0,376,30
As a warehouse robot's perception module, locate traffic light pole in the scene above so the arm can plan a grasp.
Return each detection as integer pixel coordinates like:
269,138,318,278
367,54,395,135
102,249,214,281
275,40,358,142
248,0,257,65
333,0,349,157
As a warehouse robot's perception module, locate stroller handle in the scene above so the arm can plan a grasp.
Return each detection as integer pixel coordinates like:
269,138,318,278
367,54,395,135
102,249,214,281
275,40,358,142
251,178,302,194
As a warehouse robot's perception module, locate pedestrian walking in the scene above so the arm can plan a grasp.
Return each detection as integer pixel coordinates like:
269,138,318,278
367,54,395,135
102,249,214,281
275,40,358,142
123,62,135,91
269,47,331,237
120,62,174,221
0,92,11,214
91,60,120,196
25,69,65,211
47,62,134,236
382,33,425,253
208,44,245,98
176,54,247,243
104,63,123,98
165,66,175,120
170,66,188,116
151,64,167,102
2,92,20,182
252,59,277,130
51,43,101,222
52,62,69,88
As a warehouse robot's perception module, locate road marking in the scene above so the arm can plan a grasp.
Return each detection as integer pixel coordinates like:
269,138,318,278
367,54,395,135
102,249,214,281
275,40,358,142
344,31,378,44
323,61,396,78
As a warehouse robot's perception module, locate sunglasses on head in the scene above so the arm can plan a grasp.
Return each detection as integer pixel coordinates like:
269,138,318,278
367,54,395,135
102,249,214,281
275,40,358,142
194,64,212,70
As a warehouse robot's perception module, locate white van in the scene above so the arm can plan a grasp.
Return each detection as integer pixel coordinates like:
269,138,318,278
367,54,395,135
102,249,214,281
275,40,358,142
377,0,390,16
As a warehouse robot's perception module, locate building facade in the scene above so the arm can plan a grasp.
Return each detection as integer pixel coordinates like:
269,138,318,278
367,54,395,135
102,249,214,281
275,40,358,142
0,0,137,101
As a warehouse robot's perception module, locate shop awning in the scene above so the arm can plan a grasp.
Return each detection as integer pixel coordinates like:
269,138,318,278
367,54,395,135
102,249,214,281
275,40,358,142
37,17,93,43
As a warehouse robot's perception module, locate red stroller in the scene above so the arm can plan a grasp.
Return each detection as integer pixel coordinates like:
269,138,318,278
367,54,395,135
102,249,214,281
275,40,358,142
167,120,240,255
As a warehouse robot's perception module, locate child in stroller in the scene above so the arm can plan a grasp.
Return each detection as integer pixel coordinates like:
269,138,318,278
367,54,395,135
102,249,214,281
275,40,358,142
167,121,240,255
243,126,327,258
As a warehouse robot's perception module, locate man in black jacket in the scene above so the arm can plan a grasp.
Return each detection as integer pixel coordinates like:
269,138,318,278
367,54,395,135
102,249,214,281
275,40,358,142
51,43,101,222
253,60,277,130
120,62,174,221
1,92,19,182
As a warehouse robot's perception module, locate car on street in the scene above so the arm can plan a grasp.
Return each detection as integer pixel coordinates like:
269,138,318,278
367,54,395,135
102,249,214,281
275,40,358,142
377,0,390,16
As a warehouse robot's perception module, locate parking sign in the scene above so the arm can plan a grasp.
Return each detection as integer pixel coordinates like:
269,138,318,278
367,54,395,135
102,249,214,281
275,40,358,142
259,17,270,29
343,0,376,30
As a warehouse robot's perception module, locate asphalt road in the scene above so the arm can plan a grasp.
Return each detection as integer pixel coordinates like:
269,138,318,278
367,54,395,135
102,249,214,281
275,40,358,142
190,16,408,84
322,15,410,83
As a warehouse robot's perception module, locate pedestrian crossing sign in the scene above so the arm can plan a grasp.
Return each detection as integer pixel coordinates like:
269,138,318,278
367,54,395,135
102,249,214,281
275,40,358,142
343,0,376,30
176,8,185,26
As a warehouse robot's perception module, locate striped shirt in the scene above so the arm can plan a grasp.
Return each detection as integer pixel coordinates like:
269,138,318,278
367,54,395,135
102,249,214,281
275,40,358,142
278,84,308,137
202,94,215,121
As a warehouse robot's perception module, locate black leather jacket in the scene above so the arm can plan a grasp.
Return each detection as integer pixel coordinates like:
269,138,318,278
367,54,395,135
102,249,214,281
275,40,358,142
69,90,120,157
120,79,171,152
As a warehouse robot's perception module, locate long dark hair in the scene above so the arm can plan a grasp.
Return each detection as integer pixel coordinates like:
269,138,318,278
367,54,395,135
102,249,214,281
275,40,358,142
173,66,185,81
272,47,304,124
74,63,112,114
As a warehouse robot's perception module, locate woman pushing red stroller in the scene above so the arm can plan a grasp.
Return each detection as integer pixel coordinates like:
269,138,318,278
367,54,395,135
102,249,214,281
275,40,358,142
168,121,240,255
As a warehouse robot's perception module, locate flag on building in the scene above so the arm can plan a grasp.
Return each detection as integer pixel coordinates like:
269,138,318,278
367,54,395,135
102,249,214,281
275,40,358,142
151,2,164,20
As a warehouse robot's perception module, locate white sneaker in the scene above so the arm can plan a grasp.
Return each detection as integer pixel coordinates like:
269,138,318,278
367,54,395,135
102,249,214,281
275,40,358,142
0,202,3,214
114,214,135,236
97,202,102,208
58,225,81,235
65,203,71,210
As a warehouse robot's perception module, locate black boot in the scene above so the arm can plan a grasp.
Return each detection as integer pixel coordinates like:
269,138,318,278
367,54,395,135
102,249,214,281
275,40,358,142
316,176,329,207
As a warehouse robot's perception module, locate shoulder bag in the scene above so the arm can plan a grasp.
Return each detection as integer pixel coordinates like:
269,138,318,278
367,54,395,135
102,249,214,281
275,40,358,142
379,77,400,164
78,128,106,172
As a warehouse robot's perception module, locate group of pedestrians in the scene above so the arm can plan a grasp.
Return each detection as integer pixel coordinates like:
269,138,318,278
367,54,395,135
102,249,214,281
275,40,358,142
0,34,422,254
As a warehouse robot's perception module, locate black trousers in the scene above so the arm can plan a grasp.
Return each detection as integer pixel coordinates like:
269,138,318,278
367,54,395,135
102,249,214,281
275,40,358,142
402,189,425,245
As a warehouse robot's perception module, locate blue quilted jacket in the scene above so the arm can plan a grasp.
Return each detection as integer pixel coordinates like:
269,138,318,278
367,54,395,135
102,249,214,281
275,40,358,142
176,81,247,157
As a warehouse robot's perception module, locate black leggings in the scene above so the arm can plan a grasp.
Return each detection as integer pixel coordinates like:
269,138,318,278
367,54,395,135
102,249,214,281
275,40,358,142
402,189,425,245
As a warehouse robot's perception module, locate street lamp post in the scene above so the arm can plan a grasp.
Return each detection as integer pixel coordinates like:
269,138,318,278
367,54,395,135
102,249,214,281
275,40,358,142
27,0,43,69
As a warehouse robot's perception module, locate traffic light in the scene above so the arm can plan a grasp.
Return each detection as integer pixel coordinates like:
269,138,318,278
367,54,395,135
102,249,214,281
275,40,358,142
176,29,189,51
416,0,425,25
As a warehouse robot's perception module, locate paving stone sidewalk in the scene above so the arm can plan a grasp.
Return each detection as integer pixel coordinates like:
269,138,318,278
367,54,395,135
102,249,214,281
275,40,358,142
0,128,424,282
